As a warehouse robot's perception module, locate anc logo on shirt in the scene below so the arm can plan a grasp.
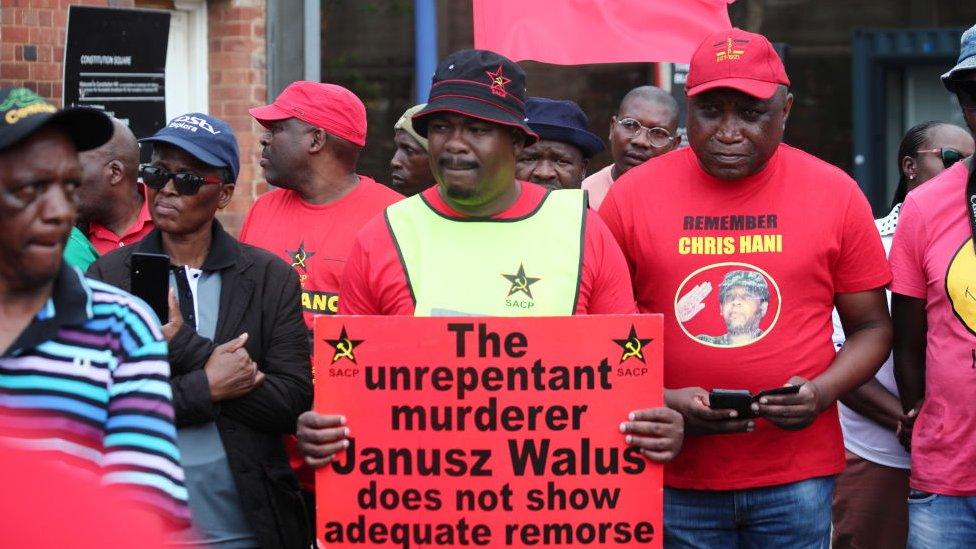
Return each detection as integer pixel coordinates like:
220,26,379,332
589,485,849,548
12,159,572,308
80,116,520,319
502,263,540,311
613,325,653,364
286,240,340,315
945,237,976,336
287,240,315,273
326,326,363,364
714,38,748,63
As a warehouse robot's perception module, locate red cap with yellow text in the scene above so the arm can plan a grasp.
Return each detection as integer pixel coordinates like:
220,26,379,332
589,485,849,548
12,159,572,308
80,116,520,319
249,81,367,146
686,28,790,100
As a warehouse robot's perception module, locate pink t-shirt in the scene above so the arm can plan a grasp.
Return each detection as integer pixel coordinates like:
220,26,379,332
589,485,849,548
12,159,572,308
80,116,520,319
581,164,614,210
889,161,976,496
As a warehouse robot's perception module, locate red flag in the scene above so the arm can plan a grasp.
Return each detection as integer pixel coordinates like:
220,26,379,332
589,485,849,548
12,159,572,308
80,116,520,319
473,0,733,65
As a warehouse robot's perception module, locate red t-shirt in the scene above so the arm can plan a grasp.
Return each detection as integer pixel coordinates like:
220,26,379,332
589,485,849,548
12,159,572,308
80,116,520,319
88,183,154,255
0,444,166,548
599,145,891,490
240,176,403,327
239,176,401,491
340,182,636,315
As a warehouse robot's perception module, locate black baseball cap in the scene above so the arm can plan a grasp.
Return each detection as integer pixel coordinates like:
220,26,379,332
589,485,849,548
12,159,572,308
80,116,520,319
0,87,113,153
412,49,539,144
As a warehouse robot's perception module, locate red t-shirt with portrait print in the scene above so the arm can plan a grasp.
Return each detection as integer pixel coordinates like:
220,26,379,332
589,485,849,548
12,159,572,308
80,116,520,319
599,144,891,490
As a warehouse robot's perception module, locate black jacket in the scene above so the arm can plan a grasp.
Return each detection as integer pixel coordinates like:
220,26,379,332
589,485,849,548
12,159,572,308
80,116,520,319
88,220,312,549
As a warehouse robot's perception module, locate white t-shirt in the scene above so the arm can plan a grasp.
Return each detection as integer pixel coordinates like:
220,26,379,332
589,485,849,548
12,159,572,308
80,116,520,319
832,204,910,469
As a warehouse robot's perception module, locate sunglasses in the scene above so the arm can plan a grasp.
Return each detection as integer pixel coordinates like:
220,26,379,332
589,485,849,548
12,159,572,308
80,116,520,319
915,147,966,169
139,165,225,196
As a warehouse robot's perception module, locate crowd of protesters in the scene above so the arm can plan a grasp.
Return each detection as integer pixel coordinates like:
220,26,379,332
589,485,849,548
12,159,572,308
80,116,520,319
1,22,975,549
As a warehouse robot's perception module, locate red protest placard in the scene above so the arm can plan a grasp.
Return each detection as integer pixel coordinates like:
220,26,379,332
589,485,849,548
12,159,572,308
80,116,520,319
313,315,663,548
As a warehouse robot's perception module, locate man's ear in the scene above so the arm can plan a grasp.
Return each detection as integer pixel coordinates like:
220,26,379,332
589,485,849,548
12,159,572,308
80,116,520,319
107,160,124,186
309,129,327,154
512,130,526,156
608,115,617,141
781,92,794,130
217,183,236,209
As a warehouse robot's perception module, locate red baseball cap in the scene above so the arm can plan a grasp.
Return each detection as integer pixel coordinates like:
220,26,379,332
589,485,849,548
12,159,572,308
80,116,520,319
249,81,367,146
686,28,790,100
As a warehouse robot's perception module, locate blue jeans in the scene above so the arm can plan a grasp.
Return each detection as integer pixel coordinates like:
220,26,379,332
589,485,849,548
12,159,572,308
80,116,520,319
907,490,976,548
664,476,834,549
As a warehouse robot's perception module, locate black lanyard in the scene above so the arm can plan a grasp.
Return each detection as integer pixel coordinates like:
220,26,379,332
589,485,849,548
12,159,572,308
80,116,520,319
171,266,196,330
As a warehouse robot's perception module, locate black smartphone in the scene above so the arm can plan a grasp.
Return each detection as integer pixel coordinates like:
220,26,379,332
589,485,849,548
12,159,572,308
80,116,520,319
708,389,755,418
131,252,170,322
754,385,801,400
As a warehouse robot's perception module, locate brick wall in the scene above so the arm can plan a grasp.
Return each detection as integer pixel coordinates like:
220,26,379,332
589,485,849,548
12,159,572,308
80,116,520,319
209,0,267,235
0,0,268,236
1,0,135,105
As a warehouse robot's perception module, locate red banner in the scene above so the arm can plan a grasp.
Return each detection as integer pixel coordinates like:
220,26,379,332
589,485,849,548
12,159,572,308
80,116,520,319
314,315,664,548
473,0,732,65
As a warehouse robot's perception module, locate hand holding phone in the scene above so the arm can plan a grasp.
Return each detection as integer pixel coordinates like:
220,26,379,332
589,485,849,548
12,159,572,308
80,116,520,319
754,385,801,400
708,389,756,419
753,377,822,431
667,387,754,436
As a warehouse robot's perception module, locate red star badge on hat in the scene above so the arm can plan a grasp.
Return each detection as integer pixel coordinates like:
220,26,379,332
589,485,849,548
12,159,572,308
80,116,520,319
485,65,511,97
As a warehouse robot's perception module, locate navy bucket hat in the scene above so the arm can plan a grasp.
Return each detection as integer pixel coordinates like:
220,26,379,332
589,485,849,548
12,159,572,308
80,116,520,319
524,97,605,158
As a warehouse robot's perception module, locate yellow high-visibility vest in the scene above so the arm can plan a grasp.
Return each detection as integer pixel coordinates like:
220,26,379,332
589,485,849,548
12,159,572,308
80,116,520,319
384,188,586,316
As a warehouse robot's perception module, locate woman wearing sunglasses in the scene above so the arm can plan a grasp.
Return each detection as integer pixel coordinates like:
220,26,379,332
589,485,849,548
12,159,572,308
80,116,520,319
88,113,313,548
831,120,973,549
890,24,976,548
889,121,975,212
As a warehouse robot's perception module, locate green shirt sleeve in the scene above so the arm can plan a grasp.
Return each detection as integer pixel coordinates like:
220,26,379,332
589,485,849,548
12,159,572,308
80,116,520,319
63,227,100,271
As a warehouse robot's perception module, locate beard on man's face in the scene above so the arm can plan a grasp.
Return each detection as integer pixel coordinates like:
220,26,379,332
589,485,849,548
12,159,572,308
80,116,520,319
444,183,477,200
725,311,764,335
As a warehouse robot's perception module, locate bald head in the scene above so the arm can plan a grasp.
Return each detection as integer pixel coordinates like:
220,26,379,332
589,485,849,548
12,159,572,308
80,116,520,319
76,117,142,226
609,85,682,177
618,86,679,129
105,118,139,180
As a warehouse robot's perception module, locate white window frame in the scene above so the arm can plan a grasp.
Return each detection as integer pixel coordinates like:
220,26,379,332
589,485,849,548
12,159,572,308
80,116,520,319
168,0,209,117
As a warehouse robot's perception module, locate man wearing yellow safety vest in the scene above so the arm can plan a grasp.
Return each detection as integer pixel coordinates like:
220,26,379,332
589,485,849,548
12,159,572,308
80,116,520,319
295,49,684,471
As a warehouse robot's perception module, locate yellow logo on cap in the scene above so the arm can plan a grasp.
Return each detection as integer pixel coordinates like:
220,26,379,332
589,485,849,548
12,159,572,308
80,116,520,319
715,38,748,63
1,88,56,124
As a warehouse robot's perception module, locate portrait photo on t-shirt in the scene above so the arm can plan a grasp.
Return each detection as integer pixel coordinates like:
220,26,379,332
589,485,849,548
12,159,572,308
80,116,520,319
674,262,782,349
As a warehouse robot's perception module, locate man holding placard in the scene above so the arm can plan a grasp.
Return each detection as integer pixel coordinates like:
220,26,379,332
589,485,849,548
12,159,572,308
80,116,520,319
297,48,682,470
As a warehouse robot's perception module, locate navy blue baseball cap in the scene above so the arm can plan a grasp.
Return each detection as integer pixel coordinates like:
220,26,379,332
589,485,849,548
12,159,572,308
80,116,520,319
140,113,240,182
524,97,605,158
943,24,976,90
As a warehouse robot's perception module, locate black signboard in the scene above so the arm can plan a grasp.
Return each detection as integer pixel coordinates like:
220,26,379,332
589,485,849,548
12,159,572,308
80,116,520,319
63,6,170,144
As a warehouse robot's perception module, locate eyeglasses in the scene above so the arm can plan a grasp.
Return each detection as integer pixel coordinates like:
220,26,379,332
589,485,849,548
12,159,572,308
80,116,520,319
615,117,675,148
915,147,966,169
952,80,976,110
139,165,225,196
